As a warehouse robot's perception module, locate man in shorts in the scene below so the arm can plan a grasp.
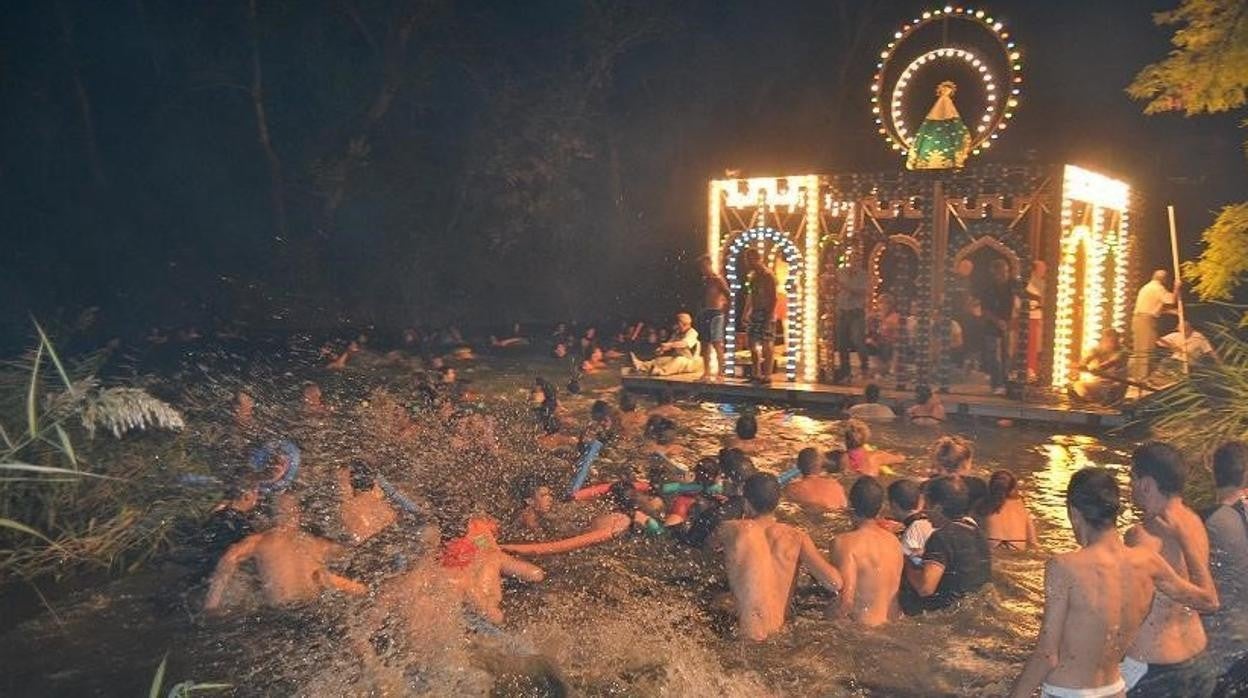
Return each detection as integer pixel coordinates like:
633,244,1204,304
698,254,730,380
742,248,778,384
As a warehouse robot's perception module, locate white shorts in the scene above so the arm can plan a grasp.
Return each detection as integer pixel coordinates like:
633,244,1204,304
1041,677,1126,698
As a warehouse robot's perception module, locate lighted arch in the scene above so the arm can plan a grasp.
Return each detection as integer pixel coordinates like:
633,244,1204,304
868,234,921,312
723,227,805,381
953,235,1022,275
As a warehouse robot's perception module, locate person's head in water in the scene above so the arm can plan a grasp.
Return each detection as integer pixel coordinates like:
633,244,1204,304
302,382,323,406
1213,440,1248,492
842,418,870,450
915,384,933,406
439,366,457,384
608,480,640,513
719,447,755,485
924,476,970,524
797,447,825,476
978,470,1019,517
887,478,922,518
849,476,885,520
516,474,555,515
1130,441,1186,515
863,383,882,404
825,449,847,474
735,413,758,440
590,400,610,424
932,435,973,475
693,456,721,486
348,460,375,493
619,391,637,413
566,379,582,395
1066,467,1121,545
742,473,781,517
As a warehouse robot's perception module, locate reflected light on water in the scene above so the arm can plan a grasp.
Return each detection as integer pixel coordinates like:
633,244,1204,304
1031,434,1133,552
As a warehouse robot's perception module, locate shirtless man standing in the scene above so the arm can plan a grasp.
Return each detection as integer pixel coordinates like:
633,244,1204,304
829,477,903,626
742,248,778,384
204,492,366,611
1010,467,1218,698
713,473,843,641
786,447,847,511
1122,442,1220,696
698,254,730,380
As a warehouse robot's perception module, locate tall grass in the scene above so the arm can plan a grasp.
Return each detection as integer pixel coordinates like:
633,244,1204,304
0,322,203,582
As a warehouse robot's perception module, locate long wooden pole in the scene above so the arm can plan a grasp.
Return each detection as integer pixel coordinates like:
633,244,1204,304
1167,205,1189,374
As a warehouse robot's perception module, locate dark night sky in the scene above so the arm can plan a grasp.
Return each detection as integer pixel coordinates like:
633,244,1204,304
0,0,1243,339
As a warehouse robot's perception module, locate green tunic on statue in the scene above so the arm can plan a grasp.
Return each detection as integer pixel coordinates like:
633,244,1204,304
906,117,971,170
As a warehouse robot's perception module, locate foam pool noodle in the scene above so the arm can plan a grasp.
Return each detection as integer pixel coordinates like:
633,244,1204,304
568,440,603,497
777,467,802,486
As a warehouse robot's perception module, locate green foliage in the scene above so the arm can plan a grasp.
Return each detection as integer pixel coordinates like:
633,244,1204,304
1181,203,1248,312
149,654,230,698
1128,0,1248,116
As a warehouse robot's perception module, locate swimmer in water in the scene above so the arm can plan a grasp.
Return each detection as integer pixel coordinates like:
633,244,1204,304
1009,467,1218,698
234,390,255,428
513,474,556,534
722,413,765,455
203,492,366,612
500,481,661,556
648,390,682,419
581,400,618,447
841,418,902,477
615,391,648,439
326,340,360,370
829,477,904,627
337,460,399,545
929,435,989,513
665,456,723,526
785,447,847,511
302,381,329,416
906,384,946,426
642,415,687,461
440,516,545,625
712,473,843,641
976,470,1039,551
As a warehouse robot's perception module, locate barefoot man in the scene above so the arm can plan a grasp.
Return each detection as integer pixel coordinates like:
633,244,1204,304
204,492,366,611
1121,442,1220,696
1010,467,1218,698
742,248,778,384
698,254,730,380
713,473,843,641
829,477,903,626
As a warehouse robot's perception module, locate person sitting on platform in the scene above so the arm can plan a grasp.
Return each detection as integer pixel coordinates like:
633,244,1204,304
1148,321,1218,388
630,313,700,377
848,383,897,422
1071,329,1128,404
906,384,946,426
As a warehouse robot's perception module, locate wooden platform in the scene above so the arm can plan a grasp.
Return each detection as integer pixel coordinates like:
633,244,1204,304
620,372,1132,428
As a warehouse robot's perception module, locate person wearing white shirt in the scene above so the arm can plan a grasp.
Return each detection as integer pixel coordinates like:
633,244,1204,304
1130,270,1177,381
631,313,700,376
1158,322,1215,364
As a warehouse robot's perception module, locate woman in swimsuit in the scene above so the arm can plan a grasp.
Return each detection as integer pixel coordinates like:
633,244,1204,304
976,470,1039,550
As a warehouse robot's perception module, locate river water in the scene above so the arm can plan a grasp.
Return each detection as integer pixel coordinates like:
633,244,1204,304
0,341,1140,696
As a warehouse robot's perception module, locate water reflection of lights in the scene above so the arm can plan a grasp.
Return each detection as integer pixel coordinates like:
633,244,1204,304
1032,435,1133,551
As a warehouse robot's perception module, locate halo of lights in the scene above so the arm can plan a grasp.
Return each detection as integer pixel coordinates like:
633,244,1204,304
723,227,804,381
871,7,1023,158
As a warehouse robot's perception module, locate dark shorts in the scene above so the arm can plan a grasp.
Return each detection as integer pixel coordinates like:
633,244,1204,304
746,310,775,343
698,309,725,343
1129,652,1217,697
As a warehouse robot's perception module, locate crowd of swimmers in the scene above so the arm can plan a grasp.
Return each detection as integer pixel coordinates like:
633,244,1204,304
192,331,1246,698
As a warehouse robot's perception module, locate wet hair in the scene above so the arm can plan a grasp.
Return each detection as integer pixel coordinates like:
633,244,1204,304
1130,441,1186,496
348,460,375,492
887,478,922,513
742,473,781,515
644,415,676,441
797,447,824,476
693,456,721,485
864,383,881,403
608,480,637,512
619,391,637,412
591,400,610,422
915,384,932,405
849,476,885,519
1066,467,1120,530
1212,441,1248,490
536,378,557,403
925,476,971,520
719,448,755,484
655,425,678,446
842,418,870,450
513,473,548,503
933,436,973,474
566,379,582,395
825,449,846,474
977,470,1018,517
735,413,758,440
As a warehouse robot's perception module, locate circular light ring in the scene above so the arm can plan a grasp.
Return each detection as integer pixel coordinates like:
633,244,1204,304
888,48,1004,152
870,7,1022,157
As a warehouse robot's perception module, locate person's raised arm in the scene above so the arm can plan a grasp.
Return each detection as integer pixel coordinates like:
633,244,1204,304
828,538,856,618
798,531,843,596
203,534,259,611
1010,558,1070,698
499,516,627,556
1146,549,1218,612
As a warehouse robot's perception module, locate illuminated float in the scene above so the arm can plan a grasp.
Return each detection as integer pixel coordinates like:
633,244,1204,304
707,6,1132,394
